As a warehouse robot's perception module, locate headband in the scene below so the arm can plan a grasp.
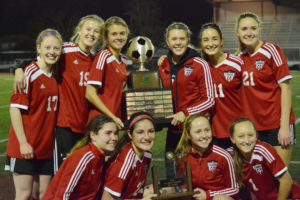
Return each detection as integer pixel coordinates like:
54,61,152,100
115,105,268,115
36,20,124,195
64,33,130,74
129,114,154,130
39,32,60,44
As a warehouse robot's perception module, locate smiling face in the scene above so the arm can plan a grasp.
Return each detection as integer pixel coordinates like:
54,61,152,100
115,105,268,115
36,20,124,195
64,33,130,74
237,17,260,51
37,35,62,67
107,24,128,53
230,121,257,160
166,29,189,62
129,119,155,155
200,28,223,57
78,19,102,52
90,122,118,153
188,116,212,154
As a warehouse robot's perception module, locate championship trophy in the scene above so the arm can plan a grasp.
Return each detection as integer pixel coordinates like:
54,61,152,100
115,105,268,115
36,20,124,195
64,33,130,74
125,36,173,122
126,37,198,199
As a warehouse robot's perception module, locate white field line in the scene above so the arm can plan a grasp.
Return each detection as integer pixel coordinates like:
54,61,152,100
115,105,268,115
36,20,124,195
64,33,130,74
296,118,300,126
0,139,8,143
0,105,9,109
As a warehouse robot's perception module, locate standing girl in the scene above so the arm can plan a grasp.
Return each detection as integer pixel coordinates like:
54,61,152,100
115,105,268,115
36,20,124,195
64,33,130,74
175,114,239,200
158,22,215,176
229,118,300,199
5,29,62,200
14,15,105,171
86,16,129,130
198,23,243,149
235,12,295,166
101,112,157,200
43,115,118,200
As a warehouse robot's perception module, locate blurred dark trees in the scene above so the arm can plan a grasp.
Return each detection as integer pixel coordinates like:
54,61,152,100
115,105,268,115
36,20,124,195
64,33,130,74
0,0,212,50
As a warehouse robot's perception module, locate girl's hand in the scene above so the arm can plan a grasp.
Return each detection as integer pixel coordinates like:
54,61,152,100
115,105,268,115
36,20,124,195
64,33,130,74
278,125,291,149
14,68,26,93
166,111,186,126
157,55,167,66
112,116,124,130
20,142,34,159
193,188,206,200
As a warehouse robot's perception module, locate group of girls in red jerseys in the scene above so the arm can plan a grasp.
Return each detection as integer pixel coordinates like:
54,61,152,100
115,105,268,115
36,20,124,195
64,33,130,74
5,10,300,200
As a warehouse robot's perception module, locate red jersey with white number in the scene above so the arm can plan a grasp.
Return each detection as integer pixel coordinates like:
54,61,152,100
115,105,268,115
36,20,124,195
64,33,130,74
240,42,295,131
56,42,94,134
87,48,127,121
104,142,152,199
7,61,58,159
242,140,300,199
177,145,239,200
159,56,214,116
43,143,105,200
210,53,243,139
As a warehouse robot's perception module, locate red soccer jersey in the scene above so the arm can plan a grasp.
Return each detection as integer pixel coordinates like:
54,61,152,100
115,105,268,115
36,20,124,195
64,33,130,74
177,145,239,200
43,143,105,200
240,42,295,131
210,53,243,139
56,42,94,134
87,48,127,121
242,140,300,199
7,61,58,159
159,57,215,116
104,142,152,199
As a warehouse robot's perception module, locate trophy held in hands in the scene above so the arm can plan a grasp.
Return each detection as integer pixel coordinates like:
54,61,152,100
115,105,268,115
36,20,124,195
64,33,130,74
125,36,173,125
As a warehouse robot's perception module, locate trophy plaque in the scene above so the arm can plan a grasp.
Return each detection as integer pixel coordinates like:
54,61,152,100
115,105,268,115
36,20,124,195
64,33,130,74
125,36,173,124
151,162,199,200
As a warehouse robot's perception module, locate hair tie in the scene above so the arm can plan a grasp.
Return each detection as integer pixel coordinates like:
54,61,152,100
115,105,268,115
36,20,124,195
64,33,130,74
39,32,59,44
129,114,154,130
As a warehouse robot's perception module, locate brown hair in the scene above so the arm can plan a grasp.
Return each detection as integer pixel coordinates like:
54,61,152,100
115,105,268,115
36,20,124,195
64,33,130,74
198,22,223,60
175,114,209,162
68,115,115,155
229,117,256,188
107,111,155,165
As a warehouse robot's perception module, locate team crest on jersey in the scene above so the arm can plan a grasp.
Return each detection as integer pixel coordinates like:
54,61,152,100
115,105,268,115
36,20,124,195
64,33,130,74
253,163,263,175
207,161,218,172
255,59,265,70
224,71,235,82
184,67,194,77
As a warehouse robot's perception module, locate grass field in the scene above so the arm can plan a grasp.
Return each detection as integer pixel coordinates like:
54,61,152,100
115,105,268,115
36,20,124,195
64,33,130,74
0,72,300,184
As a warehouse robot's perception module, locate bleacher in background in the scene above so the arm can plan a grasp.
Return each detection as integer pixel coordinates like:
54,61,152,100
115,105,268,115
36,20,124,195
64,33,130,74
219,18,300,69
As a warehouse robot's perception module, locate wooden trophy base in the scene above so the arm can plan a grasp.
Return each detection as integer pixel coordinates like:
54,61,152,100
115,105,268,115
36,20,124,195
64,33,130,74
151,162,199,200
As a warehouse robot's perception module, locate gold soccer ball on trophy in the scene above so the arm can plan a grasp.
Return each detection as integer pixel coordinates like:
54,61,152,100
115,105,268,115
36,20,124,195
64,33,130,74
127,36,155,71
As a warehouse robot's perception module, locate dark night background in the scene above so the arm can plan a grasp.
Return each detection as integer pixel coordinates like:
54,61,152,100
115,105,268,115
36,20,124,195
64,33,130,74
0,0,213,50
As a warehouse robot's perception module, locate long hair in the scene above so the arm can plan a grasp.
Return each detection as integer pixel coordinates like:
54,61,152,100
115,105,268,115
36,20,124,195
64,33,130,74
198,22,223,61
70,14,104,52
107,111,155,165
175,114,209,163
229,117,256,188
234,12,261,55
68,115,115,155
